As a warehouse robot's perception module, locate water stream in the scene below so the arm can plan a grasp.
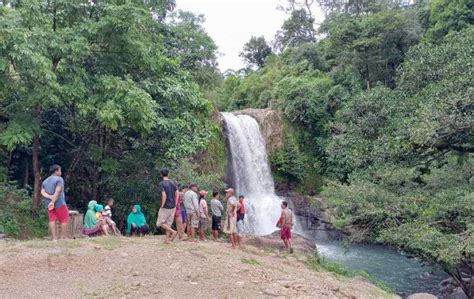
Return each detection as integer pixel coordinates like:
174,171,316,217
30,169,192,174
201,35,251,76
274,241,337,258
222,112,448,296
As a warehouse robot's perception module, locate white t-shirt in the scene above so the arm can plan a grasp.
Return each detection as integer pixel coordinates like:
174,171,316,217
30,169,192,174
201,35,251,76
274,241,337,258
102,205,112,218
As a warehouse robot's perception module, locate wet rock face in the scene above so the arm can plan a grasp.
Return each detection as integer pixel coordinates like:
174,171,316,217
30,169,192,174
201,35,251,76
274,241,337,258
231,108,285,153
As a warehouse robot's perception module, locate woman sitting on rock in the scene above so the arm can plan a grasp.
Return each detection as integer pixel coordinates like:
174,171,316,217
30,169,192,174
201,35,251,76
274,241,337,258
126,204,149,236
82,200,108,236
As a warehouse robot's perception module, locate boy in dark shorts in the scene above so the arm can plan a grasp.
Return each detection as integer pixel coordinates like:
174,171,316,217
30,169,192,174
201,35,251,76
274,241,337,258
210,191,224,241
156,168,178,243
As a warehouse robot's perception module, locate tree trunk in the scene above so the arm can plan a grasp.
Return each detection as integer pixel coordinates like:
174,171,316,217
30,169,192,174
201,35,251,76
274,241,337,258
6,150,12,175
23,158,29,188
32,134,41,208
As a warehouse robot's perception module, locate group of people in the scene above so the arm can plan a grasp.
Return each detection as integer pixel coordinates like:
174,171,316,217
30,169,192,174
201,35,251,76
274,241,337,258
41,165,294,252
151,168,249,247
82,198,122,236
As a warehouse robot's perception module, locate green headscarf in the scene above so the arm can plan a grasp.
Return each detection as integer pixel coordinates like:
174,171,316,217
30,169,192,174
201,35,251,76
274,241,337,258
127,204,147,233
84,200,99,229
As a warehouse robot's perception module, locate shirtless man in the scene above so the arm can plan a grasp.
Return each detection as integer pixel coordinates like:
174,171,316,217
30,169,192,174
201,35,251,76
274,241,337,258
279,201,293,253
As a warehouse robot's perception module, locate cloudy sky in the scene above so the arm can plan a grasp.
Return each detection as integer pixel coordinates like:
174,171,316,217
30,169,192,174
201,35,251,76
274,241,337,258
176,0,321,72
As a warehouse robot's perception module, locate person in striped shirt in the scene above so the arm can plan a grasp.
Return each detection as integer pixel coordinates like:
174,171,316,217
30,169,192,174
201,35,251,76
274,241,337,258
102,198,120,236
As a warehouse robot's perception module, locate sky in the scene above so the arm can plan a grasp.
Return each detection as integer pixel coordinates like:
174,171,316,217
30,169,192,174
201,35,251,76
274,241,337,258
175,0,295,72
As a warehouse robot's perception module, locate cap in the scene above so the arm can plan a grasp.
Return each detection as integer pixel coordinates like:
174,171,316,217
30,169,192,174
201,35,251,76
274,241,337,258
225,188,235,194
199,190,208,197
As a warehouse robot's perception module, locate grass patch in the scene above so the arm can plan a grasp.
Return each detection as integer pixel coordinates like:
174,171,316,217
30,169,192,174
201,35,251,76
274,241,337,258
90,237,123,250
241,257,261,266
307,253,393,293
307,254,352,276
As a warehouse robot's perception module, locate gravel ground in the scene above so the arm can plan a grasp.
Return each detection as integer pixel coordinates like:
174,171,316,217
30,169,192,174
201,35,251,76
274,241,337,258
0,236,397,298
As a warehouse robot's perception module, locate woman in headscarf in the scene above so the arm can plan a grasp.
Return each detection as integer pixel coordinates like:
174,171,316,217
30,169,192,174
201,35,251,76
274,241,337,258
127,205,149,236
82,200,108,236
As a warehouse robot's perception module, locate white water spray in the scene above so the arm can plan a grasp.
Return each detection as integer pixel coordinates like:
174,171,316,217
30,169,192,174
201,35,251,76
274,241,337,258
221,112,282,236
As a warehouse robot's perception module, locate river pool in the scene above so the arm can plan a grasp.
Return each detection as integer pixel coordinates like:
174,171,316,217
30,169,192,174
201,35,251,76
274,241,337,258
316,240,449,296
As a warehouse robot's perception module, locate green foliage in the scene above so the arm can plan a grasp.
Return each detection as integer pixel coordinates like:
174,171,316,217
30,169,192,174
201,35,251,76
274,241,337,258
270,137,308,182
307,253,352,276
0,0,220,234
276,9,316,50
426,0,474,42
240,36,273,69
164,10,220,89
324,27,473,275
320,8,423,88
0,183,48,238
273,73,332,129
173,159,227,193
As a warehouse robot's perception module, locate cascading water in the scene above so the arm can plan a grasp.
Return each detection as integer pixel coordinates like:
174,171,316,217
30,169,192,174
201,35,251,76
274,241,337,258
221,112,282,236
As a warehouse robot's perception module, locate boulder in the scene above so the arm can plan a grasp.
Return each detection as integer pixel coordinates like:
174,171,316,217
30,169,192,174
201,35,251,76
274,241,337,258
243,231,316,253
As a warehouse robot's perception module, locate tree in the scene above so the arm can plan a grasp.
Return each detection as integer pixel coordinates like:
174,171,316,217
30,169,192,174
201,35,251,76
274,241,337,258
426,0,474,42
164,10,219,88
275,9,316,50
239,36,273,69
271,137,308,183
317,0,410,16
320,8,422,88
0,1,214,207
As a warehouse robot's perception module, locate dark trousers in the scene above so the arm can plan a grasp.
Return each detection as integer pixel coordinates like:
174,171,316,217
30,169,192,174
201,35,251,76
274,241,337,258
131,224,149,235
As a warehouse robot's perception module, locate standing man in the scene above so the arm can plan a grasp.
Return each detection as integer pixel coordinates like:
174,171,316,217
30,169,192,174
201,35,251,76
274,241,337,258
40,164,69,241
279,201,294,253
156,168,178,243
210,191,224,241
183,183,200,242
175,185,188,240
236,195,246,247
198,190,209,241
223,188,238,249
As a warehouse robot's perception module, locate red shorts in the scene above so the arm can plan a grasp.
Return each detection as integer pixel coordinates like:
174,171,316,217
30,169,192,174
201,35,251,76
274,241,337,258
281,226,292,240
48,205,69,224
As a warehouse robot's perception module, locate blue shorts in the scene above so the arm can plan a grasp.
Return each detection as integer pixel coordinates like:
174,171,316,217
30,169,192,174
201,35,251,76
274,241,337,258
181,209,187,223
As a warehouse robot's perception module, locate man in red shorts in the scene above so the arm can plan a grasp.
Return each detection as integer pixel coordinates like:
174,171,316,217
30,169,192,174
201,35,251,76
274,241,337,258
279,201,294,253
40,164,69,240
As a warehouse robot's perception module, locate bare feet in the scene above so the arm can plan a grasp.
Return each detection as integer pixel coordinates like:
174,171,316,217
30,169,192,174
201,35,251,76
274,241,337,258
170,231,178,242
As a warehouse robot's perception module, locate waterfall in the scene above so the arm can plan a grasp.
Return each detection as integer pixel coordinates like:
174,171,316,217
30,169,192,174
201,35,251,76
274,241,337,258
221,112,282,236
